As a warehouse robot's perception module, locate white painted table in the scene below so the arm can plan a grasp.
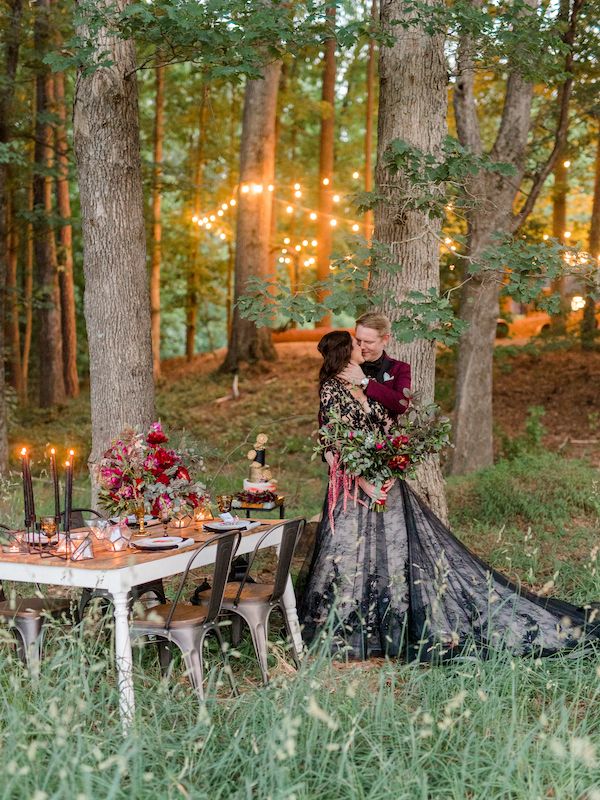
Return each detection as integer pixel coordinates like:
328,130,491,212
0,522,303,727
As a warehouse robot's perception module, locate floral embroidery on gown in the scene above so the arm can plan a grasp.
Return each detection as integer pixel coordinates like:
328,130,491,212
299,378,600,661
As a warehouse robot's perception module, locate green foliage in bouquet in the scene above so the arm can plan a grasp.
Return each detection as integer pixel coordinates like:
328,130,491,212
314,391,452,488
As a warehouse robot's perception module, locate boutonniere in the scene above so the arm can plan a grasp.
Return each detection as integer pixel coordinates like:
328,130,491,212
383,372,393,382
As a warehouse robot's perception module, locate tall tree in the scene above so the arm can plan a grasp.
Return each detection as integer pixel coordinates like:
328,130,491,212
316,7,336,326
185,84,208,361
150,62,165,379
5,191,23,397
450,0,582,474
549,150,569,333
364,0,377,241
582,127,600,350
0,0,23,471
73,0,155,486
371,0,448,519
222,60,281,371
33,0,66,408
54,64,80,397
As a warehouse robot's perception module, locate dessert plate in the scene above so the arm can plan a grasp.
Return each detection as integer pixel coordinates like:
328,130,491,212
203,520,260,533
131,536,184,551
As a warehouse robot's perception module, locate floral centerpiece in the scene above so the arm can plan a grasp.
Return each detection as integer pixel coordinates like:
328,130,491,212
97,422,208,531
315,393,451,513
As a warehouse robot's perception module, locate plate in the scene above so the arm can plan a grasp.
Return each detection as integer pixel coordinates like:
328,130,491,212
203,521,257,532
131,536,184,551
24,532,50,545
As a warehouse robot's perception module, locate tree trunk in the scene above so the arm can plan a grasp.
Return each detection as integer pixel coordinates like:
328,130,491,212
582,128,600,351
22,164,34,397
150,63,165,379
550,149,569,332
222,61,281,372
54,66,80,397
185,84,208,361
6,191,23,397
33,0,66,408
364,0,377,241
316,7,336,326
450,0,537,475
371,0,448,520
73,0,155,492
0,0,23,471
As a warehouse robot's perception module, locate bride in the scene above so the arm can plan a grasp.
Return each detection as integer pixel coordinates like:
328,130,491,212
299,330,600,661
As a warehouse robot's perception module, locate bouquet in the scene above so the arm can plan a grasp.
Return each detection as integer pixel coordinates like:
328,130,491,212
315,394,451,512
97,422,208,519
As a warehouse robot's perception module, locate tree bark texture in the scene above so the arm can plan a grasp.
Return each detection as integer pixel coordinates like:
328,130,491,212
0,0,23,471
33,0,66,408
582,129,600,350
73,0,155,488
22,164,34,396
54,66,80,397
222,61,281,371
372,0,448,521
550,149,569,331
150,63,164,378
450,0,536,475
316,7,336,326
364,0,377,241
6,192,23,397
185,85,208,361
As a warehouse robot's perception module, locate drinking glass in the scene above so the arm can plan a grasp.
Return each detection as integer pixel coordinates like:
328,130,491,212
40,516,57,540
216,495,233,514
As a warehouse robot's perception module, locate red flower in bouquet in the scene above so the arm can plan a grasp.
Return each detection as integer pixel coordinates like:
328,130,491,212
97,422,208,519
389,454,410,471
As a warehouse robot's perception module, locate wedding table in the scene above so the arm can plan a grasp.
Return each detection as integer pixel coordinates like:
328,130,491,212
0,521,303,729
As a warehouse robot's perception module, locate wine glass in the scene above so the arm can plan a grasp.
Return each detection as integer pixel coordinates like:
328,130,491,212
40,516,57,541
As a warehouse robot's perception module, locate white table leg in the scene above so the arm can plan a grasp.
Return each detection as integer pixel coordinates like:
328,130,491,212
111,590,135,730
282,576,304,658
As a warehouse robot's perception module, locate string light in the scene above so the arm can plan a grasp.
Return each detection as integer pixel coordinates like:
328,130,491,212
283,237,290,244
293,183,301,191
352,171,360,179
221,203,228,210
192,215,198,223
330,219,337,227
219,232,226,240
252,183,263,194
229,199,236,206
302,239,308,246
444,237,452,245
322,178,330,186
352,224,359,232
309,212,317,220
241,185,250,194
217,210,223,216
333,194,340,203
286,205,293,214
564,231,572,239
543,234,549,241
209,215,216,221
294,190,302,198
311,239,317,247
295,244,301,252
268,184,274,192
563,160,571,168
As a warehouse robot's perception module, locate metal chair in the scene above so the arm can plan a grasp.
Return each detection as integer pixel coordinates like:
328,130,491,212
130,530,242,700
195,518,305,685
0,596,72,668
70,508,167,618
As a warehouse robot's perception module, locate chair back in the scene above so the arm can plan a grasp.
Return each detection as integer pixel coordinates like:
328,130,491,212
60,508,105,529
233,518,305,606
165,530,241,630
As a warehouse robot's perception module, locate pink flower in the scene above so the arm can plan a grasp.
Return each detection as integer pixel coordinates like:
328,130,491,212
375,442,385,450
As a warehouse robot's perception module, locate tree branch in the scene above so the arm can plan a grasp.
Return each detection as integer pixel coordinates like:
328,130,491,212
512,0,585,230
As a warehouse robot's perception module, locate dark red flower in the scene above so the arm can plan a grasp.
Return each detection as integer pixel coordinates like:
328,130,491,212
389,454,410,471
156,473,170,486
177,466,190,482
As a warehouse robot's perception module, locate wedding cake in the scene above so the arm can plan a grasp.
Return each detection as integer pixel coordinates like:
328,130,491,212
234,434,278,506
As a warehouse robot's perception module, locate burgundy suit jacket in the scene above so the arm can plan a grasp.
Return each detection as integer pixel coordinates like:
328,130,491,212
364,352,411,416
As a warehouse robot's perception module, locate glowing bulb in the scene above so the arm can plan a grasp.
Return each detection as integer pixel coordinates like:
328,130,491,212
295,245,301,252
309,212,317,221
279,257,285,263
221,203,228,210
284,257,291,264
20,447,27,456
333,194,340,203
241,185,250,194
311,239,317,247
563,160,571,168
543,234,549,241
450,245,457,251
444,237,452,245
284,237,290,244
50,447,55,455
564,231,572,239
330,219,337,227
69,449,74,457
219,233,226,240
252,183,263,194
449,264,455,271
202,217,208,224
206,223,212,229
267,184,274,192
571,295,585,311
352,171,360,179
294,190,302,198
322,178,330,186
282,248,287,254
217,210,223,216
303,260,311,267
352,224,359,232
209,215,216,222
192,215,198,223
229,199,236,207
294,183,301,191
302,239,308,246
286,206,293,214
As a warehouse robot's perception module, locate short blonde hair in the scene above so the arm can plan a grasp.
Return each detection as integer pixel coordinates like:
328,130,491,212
355,311,391,337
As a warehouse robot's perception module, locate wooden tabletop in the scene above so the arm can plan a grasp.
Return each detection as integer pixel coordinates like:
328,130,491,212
0,521,275,571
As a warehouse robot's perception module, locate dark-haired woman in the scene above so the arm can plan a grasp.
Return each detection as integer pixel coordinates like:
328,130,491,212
299,330,600,662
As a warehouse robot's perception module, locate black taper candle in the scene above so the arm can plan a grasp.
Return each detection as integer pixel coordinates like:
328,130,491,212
20,448,31,528
50,448,60,527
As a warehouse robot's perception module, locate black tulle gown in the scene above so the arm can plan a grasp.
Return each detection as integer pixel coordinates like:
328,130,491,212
299,378,600,661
